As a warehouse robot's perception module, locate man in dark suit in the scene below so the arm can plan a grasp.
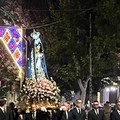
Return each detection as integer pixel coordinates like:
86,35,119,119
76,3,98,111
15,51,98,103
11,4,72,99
39,106,50,120
0,99,7,120
23,103,50,120
61,102,72,120
70,99,86,120
7,102,19,120
88,100,105,120
23,103,40,120
110,100,120,120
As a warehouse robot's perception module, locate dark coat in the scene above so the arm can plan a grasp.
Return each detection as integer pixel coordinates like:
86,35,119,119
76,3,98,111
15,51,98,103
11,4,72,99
39,110,50,120
22,109,52,120
61,110,72,120
22,110,41,120
70,108,86,120
110,109,120,120
56,108,64,120
7,107,19,120
0,108,7,120
47,110,57,120
88,109,105,120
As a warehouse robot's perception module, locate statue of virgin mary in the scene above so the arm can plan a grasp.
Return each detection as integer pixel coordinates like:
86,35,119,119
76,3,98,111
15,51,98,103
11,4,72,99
26,30,48,80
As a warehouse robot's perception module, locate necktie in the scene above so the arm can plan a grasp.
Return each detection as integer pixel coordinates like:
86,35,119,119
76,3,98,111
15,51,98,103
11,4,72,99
95,109,99,115
79,109,81,114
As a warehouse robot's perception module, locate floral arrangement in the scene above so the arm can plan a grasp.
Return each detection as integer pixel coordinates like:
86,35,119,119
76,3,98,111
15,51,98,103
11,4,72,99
20,78,60,105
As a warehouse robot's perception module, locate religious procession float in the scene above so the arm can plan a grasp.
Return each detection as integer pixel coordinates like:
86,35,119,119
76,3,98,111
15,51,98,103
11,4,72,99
0,26,60,111
19,30,60,111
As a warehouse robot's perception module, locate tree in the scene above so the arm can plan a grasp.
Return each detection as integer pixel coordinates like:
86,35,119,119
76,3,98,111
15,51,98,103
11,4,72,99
45,0,120,105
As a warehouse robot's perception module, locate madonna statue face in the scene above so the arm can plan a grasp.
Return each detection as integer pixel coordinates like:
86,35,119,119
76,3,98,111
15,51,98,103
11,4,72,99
31,30,40,40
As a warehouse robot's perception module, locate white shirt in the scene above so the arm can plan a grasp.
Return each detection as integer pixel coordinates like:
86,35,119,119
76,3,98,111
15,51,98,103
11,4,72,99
117,110,120,115
32,111,36,119
94,109,99,115
0,107,5,113
76,107,81,113
66,111,68,119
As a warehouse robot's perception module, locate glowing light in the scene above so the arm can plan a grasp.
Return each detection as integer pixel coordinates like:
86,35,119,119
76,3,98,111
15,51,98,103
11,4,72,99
105,86,117,92
106,87,110,92
110,86,116,91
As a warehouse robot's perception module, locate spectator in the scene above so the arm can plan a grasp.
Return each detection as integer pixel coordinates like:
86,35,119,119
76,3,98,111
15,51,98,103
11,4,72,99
103,101,111,120
7,102,19,120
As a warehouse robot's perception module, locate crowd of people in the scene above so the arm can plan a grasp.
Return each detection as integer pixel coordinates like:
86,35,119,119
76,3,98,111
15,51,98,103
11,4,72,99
0,97,120,120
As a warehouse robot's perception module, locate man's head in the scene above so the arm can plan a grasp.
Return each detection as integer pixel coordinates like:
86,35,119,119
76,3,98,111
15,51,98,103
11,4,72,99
93,100,99,109
9,102,15,109
31,104,37,112
63,102,70,110
105,101,110,107
0,99,6,109
75,99,82,108
116,101,120,111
